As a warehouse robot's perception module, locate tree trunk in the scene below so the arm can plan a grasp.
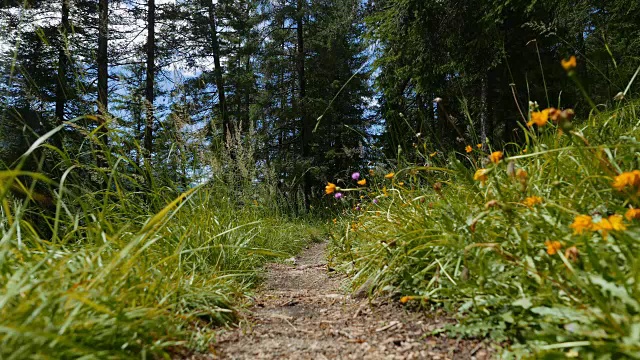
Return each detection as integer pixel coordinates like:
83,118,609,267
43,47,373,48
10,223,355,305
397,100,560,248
134,95,143,167
144,0,155,160
243,4,251,126
206,0,229,143
479,74,488,149
245,54,251,126
297,0,311,209
55,0,69,126
97,0,109,165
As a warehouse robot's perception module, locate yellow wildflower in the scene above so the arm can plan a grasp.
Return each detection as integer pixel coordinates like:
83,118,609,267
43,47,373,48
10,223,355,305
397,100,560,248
385,172,395,179
429,151,437,157
465,145,473,153
610,215,627,231
476,143,482,149
593,215,626,238
473,168,488,183
523,196,542,208
625,208,640,221
612,170,640,191
545,240,562,255
357,179,367,186
561,55,577,71
490,151,503,164
325,182,337,195
522,148,528,153
369,169,375,176
570,215,593,235
527,109,550,127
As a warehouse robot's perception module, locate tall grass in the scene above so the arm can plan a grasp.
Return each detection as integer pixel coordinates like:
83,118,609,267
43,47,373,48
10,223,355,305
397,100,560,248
0,122,323,358
329,96,640,357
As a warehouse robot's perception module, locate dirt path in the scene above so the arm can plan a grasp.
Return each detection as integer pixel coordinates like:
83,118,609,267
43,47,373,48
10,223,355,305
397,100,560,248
212,242,491,360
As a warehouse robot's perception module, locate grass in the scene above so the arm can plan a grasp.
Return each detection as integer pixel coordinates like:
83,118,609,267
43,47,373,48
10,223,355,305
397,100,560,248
0,127,325,358
328,98,640,358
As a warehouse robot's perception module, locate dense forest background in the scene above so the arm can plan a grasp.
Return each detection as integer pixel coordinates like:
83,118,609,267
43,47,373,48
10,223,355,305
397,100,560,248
2,1,640,357
1,0,639,206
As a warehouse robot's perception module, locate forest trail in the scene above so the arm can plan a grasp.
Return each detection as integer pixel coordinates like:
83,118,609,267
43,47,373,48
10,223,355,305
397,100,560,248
210,242,491,360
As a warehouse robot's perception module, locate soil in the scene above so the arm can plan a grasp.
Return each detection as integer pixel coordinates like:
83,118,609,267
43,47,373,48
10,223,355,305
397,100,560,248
209,242,492,360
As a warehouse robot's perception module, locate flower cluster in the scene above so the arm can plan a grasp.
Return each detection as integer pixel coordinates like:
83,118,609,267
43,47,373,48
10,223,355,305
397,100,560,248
326,170,396,203
570,214,627,238
527,106,575,128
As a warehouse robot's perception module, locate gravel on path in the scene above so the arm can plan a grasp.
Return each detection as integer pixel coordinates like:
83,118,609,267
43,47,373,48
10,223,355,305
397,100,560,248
209,242,491,360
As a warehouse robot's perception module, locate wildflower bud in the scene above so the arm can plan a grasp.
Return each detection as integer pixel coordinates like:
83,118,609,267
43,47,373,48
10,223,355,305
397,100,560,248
560,117,574,132
433,182,443,194
565,246,579,262
460,266,469,281
563,109,575,121
516,169,527,183
485,200,500,209
507,161,516,178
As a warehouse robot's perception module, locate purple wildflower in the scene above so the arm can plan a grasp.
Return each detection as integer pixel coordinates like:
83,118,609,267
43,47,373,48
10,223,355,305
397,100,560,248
334,192,343,199
351,172,360,180
373,198,379,204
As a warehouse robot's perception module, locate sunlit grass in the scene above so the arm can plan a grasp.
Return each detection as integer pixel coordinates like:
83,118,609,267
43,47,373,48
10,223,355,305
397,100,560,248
0,126,324,358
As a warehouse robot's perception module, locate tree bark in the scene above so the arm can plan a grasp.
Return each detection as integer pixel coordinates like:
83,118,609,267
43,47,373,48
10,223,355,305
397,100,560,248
97,0,109,164
144,0,155,160
206,0,229,143
297,0,311,209
479,73,488,149
55,0,69,125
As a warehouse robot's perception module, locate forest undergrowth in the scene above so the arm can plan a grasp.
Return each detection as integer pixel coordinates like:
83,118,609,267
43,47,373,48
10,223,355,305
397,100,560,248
328,63,640,358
